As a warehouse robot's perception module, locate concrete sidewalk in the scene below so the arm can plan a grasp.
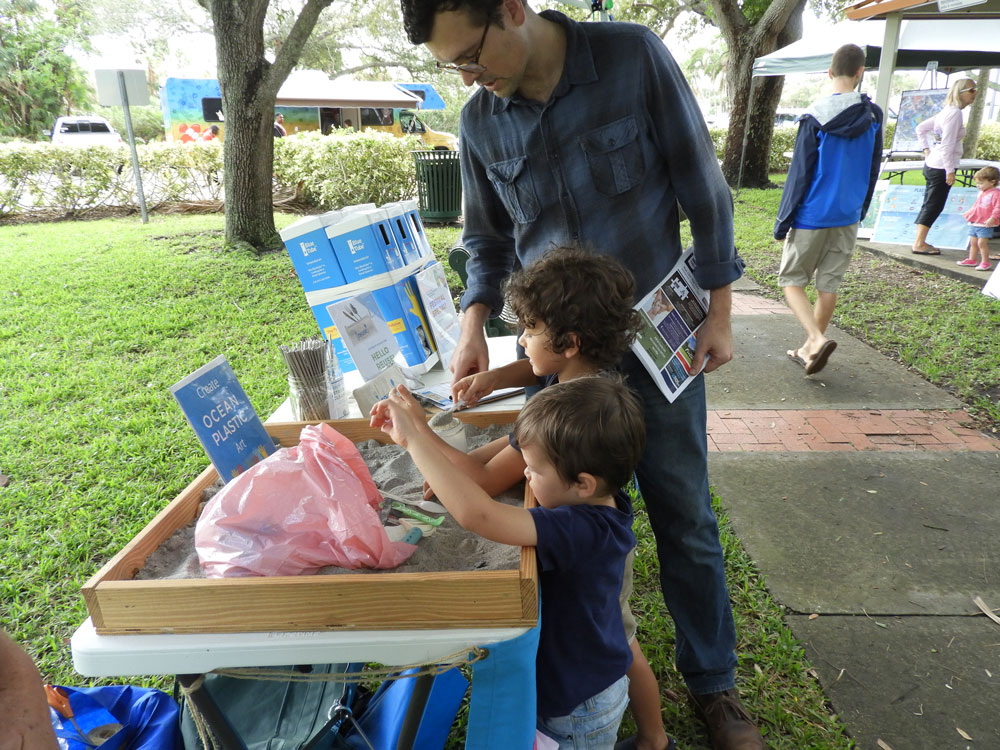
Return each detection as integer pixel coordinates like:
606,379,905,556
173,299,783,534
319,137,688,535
706,278,1000,749
855,239,999,288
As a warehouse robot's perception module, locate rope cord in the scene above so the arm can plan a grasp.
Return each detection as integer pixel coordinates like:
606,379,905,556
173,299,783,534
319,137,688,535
210,646,488,683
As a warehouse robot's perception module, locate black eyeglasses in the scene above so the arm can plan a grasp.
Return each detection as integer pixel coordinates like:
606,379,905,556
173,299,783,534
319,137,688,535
436,23,490,74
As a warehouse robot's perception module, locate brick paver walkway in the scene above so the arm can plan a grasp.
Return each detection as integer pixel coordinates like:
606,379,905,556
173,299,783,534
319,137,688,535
718,293,1000,453
707,409,1000,452
731,291,791,315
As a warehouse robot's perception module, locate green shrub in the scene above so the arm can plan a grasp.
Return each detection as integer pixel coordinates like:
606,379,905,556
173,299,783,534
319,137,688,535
883,120,896,149
707,125,798,173
769,128,797,172
95,103,167,143
0,131,420,217
273,131,419,209
975,122,1000,161
708,127,727,161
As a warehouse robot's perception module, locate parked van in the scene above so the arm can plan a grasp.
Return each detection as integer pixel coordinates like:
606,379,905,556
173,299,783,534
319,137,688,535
357,108,456,150
48,116,123,146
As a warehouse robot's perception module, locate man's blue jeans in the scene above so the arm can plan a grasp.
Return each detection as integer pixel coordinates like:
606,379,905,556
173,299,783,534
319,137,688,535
622,353,738,695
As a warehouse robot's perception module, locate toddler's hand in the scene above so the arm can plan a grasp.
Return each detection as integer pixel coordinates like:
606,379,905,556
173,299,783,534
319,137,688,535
453,371,497,406
987,218,999,228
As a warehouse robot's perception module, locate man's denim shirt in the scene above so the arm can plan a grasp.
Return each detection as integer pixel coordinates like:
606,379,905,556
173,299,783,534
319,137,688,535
459,10,743,316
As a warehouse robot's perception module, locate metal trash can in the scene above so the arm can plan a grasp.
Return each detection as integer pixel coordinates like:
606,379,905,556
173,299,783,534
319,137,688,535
413,150,462,223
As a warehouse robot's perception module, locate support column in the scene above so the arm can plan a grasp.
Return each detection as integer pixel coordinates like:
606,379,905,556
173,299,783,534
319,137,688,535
875,12,902,115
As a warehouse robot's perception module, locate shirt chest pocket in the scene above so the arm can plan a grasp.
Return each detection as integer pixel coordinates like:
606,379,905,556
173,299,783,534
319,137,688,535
579,116,645,196
486,155,540,225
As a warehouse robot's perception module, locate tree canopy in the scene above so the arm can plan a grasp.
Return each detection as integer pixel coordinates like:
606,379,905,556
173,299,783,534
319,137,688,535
0,0,93,139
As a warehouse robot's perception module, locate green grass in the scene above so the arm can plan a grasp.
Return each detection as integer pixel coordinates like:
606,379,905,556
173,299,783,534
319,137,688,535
7,195,992,747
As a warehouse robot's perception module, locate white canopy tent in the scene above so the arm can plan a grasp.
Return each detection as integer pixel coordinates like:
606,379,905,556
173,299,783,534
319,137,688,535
753,18,1000,78
734,16,1000,185
752,18,1000,116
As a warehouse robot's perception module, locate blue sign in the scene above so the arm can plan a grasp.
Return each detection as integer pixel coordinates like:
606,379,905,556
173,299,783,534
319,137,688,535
170,355,275,482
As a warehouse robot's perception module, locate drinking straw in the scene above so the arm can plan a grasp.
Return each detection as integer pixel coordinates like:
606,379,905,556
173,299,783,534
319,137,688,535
279,338,330,420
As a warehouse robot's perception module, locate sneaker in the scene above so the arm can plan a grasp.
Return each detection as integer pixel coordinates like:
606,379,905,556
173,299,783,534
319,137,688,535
977,261,992,271
957,258,979,266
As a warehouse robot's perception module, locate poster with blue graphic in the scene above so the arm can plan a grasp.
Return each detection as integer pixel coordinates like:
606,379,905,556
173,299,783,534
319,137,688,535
170,355,275,482
872,185,977,250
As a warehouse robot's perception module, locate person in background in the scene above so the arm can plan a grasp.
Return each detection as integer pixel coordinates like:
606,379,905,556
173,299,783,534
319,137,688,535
1,630,59,750
202,124,220,142
344,118,354,129
397,1,759,747
273,113,287,137
911,78,977,255
774,44,883,376
372,377,645,750
958,165,1000,271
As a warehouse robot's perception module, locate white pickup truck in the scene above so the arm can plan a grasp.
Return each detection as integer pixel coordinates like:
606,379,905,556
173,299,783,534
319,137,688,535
48,116,123,146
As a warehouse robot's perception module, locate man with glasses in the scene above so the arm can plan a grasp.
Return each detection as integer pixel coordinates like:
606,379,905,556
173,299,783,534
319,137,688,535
398,1,760,749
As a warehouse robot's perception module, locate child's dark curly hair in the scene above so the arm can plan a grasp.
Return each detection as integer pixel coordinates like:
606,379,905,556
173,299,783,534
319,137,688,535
504,246,642,370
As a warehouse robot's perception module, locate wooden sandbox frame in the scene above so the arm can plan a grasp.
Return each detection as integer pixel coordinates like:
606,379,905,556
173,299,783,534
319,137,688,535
82,412,537,635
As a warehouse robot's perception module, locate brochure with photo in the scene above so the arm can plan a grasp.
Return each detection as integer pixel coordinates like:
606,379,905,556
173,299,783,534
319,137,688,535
632,249,710,402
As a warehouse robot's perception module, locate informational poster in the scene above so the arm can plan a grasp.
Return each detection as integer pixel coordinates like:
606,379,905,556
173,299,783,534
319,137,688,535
891,89,948,153
857,180,890,239
871,185,977,250
170,355,275,483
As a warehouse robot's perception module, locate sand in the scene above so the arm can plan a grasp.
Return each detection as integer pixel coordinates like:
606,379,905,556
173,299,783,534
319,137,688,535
136,423,523,580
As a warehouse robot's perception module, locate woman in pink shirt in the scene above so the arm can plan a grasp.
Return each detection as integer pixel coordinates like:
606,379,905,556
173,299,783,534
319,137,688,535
911,78,977,255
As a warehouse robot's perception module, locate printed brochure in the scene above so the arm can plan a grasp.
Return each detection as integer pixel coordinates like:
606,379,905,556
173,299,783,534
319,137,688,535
632,249,709,402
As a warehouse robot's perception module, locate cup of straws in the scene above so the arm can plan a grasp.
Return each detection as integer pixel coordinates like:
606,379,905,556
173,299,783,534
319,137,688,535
279,338,349,421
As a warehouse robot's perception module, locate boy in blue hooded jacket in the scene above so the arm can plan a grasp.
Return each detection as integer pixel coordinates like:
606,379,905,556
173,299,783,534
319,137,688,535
774,43,883,375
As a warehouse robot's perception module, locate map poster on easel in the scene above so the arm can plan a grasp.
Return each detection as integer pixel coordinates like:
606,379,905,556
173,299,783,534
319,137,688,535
891,89,948,153
871,185,978,250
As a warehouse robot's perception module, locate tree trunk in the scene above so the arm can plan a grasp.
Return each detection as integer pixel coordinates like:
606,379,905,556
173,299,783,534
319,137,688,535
720,43,785,188
963,68,990,160
212,1,281,251
718,0,807,188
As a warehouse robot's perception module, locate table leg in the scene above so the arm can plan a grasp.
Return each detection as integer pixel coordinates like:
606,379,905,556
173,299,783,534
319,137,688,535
395,672,434,750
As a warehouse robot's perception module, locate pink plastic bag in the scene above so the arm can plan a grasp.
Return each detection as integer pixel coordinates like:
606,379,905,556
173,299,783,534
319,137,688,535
195,423,415,577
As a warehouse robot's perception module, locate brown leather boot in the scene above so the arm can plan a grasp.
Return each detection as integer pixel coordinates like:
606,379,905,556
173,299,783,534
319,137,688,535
690,689,764,749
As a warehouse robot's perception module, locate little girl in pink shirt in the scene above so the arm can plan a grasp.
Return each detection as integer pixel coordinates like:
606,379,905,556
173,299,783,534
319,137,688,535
959,166,1000,271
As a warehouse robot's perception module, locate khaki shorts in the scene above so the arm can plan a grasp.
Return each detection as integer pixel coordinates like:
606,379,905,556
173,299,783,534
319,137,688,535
778,224,858,293
620,548,637,643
